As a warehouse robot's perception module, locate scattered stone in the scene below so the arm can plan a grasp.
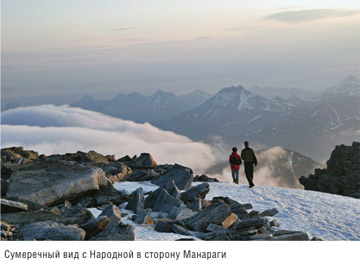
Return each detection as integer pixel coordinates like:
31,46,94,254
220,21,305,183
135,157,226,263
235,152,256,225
269,232,309,241
180,183,210,203
17,221,86,241
167,206,181,220
184,201,231,232
222,213,239,229
80,216,109,240
163,180,181,200
193,174,220,182
186,198,203,212
270,220,279,227
130,153,158,169
102,162,132,183
90,221,135,241
248,233,273,240
1,178,9,196
206,224,229,234
154,219,175,233
259,208,279,217
0,198,28,213
135,209,154,225
144,187,181,213
99,204,122,225
172,224,192,236
151,164,193,190
125,188,144,214
232,216,267,230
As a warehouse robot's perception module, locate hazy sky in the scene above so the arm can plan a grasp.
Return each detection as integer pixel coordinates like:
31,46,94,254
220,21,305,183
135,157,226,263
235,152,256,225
2,0,360,102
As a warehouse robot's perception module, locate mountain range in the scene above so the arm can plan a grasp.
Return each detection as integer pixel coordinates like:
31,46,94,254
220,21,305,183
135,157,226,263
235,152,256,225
70,90,212,123
154,75,360,162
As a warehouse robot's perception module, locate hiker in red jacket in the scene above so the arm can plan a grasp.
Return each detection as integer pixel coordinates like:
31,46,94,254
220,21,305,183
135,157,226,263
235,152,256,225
229,147,242,184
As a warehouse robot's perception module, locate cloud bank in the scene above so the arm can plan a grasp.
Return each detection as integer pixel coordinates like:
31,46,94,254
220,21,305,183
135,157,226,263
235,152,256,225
264,9,360,23
1,105,215,173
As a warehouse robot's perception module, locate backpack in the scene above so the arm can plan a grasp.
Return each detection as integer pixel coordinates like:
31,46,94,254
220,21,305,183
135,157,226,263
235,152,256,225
230,156,242,165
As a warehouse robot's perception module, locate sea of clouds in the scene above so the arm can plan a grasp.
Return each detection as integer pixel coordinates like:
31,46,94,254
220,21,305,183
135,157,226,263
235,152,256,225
1,105,309,187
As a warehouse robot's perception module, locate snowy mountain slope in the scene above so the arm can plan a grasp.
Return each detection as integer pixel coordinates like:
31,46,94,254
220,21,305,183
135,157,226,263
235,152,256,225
89,181,360,241
323,75,360,96
248,85,313,99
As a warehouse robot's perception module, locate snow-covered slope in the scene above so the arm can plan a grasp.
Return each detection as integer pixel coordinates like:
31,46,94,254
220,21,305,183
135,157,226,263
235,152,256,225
90,181,360,241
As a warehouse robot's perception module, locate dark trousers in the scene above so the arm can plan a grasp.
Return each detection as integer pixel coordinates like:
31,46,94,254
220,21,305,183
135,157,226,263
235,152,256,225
244,162,254,186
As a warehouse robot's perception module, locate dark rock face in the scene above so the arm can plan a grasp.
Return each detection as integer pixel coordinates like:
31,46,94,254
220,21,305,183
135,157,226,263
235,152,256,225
300,142,360,198
183,201,231,232
17,221,86,241
5,160,110,206
80,216,109,240
180,183,210,203
194,174,220,183
89,221,135,241
151,164,193,190
125,188,145,214
144,187,181,213
0,198,28,213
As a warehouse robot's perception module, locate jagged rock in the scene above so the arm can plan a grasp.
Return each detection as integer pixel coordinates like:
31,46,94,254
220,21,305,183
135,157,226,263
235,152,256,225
99,204,122,225
167,206,181,220
58,206,94,225
1,147,39,163
259,208,279,217
270,220,279,227
154,219,175,233
184,201,231,232
129,153,158,169
180,183,210,203
231,216,267,230
1,209,93,226
0,198,28,213
172,224,192,236
1,178,9,197
17,221,86,241
163,180,181,199
80,216,109,240
175,206,197,221
248,211,259,217
89,221,135,241
5,160,111,206
125,188,144,214
207,224,229,234
144,187,181,213
73,185,129,208
222,213,239,229
135,209,154,224
102,162,132,183
300,142,360,198
248,233,273,240
194,174,220,183
269,231,309,241
123,169,159,182
186,198,203,212
151,164,193,190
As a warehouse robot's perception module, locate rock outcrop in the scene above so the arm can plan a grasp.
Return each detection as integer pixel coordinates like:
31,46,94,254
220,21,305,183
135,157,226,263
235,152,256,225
300,142,360,198
0,147,314,241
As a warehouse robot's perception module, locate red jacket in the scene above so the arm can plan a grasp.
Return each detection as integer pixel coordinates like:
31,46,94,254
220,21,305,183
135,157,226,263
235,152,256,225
229,152,241,170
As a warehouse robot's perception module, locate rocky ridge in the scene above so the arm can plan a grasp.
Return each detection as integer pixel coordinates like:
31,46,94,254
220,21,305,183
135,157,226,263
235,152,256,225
1,147,315,241
300,142,360,198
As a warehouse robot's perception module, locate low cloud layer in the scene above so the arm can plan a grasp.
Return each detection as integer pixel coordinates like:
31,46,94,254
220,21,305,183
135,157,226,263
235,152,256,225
264,9,360,23
1,105,215,173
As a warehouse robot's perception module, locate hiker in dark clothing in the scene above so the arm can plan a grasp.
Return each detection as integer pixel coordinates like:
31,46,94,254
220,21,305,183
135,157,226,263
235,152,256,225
241,141,257,188
229,147,242,184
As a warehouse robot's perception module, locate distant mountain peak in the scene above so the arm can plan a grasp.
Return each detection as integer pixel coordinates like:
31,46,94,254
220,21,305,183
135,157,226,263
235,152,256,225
326,75,360,96
335,75,360,88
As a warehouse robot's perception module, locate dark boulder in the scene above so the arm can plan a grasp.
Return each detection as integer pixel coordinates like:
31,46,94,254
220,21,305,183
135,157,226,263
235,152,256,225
151,164,193,190
125,188,144,214
144,187,181,213
183,201,231,232
17,221,86,241
180,183,210,203
80,216,109,240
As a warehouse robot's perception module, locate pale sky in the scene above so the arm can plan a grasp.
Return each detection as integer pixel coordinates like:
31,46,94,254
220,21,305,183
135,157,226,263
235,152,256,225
2,0,360,102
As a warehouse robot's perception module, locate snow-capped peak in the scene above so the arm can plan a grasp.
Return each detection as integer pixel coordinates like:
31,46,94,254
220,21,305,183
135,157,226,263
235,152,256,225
325,75,360,96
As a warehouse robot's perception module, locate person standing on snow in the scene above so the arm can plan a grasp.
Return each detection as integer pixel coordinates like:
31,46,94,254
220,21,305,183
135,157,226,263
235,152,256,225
241,141,257,188
229,147,242,184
